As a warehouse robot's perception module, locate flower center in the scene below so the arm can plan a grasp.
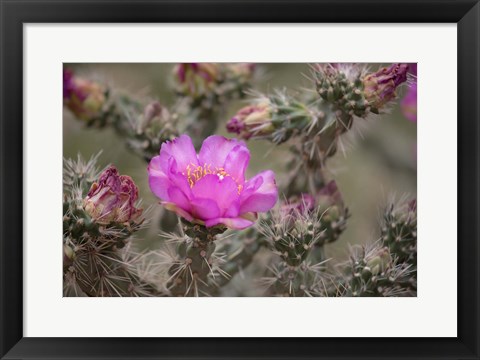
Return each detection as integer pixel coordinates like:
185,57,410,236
184,163,243,193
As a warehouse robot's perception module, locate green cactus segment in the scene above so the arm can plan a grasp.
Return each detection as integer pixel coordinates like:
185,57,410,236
316,67,372,119
63,235,156,297
267,262,327,297
260,206,327,267
272,220,317,267
258,204,333,297
341,243,416,297
268,92,318,144
308,207,349,265
339,200,417,297
381,201,417,267
315,183,349,246
167,223,226,297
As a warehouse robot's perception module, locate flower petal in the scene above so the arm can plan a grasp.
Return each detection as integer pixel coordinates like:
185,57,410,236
160,135,198,173
149,155,193,201
198,135,247,169
162,202,194,222
167,187,192,212
205,217,254,229
190,197,221,220
239,170,278,213
224,144,250,184
166,159,194,199
401,83,417,122
191,174,240,216
148,154,166,177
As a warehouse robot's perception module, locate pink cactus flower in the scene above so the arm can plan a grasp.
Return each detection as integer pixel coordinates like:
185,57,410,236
84,166,143,225
148,135,278,229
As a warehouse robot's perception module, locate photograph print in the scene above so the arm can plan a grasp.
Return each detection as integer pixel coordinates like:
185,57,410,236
63,63,417,297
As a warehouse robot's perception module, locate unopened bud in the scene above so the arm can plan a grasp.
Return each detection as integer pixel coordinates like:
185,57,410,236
363,63,408,110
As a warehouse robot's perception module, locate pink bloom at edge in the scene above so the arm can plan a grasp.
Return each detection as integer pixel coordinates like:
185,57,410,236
401,64,417,122
401,82,417,122
148,135,278,230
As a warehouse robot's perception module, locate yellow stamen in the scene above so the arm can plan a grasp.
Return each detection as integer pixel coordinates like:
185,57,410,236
183,163,243,194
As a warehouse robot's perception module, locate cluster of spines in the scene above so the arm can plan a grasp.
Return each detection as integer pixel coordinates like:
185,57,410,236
261,261,331,297
381,200,417,267
338,242,416,297
334,199,417,297
257,205,334,296
314,64,373,119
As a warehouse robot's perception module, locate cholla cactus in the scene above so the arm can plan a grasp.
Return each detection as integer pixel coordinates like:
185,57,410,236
63,154,157,296
228,63,409,164
63,63,416,298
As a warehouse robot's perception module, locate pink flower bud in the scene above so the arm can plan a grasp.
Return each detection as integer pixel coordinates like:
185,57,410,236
84,166,142,225
174,63,221,98
363,64,409,110
63,68,106,122
226,102,273,140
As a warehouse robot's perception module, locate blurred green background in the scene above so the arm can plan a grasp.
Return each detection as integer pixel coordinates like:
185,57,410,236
63,63,416,263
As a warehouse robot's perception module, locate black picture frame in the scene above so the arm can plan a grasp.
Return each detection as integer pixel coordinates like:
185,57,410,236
1,1,479,359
